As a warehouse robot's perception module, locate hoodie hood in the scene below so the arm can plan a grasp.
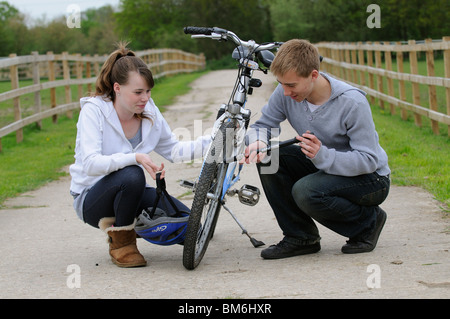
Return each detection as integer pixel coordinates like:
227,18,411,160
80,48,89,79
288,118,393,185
80,96,114,119
80,95,157,120
321,72,366,102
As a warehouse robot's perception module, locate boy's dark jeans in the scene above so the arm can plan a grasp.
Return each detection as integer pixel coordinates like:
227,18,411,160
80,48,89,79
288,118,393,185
257,145,390,246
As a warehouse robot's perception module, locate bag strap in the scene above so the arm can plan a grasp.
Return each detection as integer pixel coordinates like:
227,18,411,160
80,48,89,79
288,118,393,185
149,172,183,218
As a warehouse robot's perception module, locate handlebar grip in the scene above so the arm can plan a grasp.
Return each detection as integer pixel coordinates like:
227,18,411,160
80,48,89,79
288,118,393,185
256,137,299,154
278,137,299,148
184,26,214,35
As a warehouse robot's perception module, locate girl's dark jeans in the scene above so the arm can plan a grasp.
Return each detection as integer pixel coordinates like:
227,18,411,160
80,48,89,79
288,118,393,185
257,145,390,245
82,165,189,228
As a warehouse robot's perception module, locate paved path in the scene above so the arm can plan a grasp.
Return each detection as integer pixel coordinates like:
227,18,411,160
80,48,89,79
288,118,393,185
0,70,449,299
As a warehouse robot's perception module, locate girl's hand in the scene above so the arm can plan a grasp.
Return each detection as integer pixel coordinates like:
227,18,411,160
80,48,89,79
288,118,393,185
135,153,165,180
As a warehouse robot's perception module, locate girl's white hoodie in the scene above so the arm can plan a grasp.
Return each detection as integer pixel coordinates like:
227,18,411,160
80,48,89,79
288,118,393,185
69,96,211,196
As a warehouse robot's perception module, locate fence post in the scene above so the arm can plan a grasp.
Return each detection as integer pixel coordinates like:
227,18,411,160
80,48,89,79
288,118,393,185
366,42,375,105
329,45,336,76
163,50,169,76
374,42,384,110
338,46,345,79
351,47,357,84
318,46,327,73
396,42,408,121
425,39,439,135
357,42,365,87
76,53,83,100
344,44,351,82
47,51,57,123
408,40,422,127
62,52,73,119
200,53,206,69
9,53,23,144
93,54,100,75
86,54,92,94
443,36,450,137
32,51,43,130
384,48,395,114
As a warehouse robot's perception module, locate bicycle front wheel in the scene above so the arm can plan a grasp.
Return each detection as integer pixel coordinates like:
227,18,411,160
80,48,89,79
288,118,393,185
183,122,234,270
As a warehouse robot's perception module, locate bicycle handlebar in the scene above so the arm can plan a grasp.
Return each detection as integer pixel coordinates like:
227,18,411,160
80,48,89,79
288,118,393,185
184,26,283,52
184,26,219,35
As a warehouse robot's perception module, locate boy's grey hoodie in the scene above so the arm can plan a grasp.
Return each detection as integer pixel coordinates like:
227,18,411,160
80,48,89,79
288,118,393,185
247,72,390,177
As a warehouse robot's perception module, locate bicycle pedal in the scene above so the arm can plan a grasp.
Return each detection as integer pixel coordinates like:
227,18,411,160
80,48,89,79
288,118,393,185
238,184,260,206
180,180,195,190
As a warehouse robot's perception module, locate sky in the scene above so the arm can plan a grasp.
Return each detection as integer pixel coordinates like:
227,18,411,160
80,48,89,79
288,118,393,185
5,0,121,21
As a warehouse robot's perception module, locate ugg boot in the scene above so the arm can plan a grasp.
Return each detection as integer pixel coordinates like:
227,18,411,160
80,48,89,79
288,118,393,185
99,217,147,268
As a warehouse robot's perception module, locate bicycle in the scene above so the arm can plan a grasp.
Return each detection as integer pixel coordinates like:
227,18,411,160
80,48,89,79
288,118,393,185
180,27,298,270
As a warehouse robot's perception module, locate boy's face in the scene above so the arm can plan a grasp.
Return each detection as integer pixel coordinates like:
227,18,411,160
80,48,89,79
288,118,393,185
276,70,318,103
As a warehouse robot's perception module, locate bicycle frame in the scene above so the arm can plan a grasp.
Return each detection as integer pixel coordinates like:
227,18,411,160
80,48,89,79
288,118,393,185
188,27,282,202
181,27,286,269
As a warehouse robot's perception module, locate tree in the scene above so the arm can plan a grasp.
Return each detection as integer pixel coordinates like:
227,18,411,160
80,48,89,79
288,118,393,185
0,1,27,56
115,0,272,59
115,0,188,50
266,0,313,41
377,0,450,41
81,6,119,54
184,0,272,58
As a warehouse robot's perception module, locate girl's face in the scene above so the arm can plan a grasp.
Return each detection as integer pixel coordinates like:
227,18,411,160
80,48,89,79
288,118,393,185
114,71,151,117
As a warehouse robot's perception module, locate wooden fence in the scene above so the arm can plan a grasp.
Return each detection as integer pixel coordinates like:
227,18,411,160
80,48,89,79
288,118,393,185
316,37,450,137
0,49,205,151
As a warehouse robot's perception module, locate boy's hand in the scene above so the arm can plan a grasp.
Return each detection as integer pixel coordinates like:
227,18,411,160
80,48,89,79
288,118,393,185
298,131,321,158
241,140,268,164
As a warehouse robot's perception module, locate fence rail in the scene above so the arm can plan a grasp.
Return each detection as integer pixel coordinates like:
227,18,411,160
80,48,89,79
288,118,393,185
0,48,205,151
316,36,450,137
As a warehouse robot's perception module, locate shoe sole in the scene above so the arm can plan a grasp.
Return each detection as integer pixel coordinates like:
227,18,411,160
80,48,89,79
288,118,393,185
111,258,147,268
261,243,320,260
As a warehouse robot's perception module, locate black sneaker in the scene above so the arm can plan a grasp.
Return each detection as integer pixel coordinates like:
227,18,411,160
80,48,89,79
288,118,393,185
341,208,387,254
261,240,320,259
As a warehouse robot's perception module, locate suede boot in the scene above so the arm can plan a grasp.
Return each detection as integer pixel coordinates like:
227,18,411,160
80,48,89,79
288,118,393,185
99,217,147,268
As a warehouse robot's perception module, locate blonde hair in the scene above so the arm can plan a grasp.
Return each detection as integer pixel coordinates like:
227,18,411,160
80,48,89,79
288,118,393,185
95,42,154,121
271,39,320,78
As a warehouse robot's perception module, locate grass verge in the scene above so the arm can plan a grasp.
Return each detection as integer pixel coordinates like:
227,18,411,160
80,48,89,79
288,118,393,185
371,103,449,209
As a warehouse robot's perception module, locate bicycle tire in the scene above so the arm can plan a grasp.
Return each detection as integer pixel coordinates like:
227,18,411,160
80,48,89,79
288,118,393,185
183,121,235,270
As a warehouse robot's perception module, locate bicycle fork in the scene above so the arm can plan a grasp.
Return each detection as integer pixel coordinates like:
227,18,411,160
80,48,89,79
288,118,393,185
180,167,264,248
